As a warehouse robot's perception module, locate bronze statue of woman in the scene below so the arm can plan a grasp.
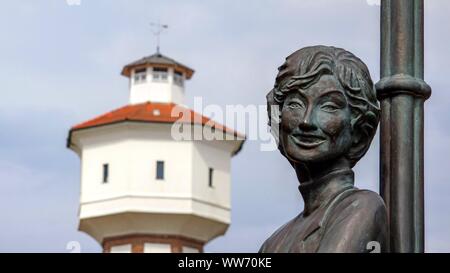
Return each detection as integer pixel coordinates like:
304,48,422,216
260,46,388,253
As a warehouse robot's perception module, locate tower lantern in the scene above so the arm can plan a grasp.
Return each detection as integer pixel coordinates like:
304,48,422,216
121,53,194,105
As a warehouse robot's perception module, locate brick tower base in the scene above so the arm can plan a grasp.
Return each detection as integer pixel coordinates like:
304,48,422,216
103,234,204,253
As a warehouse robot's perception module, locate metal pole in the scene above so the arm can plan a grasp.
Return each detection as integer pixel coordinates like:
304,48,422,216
376,0,431,252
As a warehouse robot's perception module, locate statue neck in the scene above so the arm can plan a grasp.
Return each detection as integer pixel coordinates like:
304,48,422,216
295,160,354,216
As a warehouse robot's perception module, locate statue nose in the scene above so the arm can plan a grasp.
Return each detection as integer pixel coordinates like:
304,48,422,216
299,119,317,131
299,109,317,131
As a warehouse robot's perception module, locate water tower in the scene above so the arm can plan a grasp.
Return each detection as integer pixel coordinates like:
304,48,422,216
67,52,245,253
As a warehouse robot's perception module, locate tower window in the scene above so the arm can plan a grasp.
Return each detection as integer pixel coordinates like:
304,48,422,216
134,68,147,84
208,168,214,188
102,164,109,183
156,161,164,180
174,71,184,87
152,67,168,82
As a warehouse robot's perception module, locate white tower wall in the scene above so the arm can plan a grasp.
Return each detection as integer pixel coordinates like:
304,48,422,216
70,123,240,245
192,141,232,209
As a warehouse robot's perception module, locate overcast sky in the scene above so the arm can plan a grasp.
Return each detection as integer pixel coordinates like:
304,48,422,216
0,0,449,252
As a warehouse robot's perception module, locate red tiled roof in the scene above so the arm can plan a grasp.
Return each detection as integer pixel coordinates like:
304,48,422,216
70,102,244,139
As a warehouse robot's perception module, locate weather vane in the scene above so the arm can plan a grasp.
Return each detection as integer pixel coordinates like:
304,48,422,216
150,21,168,54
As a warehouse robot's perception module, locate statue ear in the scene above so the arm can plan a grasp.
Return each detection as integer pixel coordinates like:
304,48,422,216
347,127,371,166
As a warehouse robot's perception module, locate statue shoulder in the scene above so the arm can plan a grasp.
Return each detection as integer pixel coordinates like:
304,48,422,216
345,189,386,213
318,189,388,252
324,189,387,232
331,189,387,222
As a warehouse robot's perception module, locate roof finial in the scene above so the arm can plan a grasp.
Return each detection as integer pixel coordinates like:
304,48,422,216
150,21,168,54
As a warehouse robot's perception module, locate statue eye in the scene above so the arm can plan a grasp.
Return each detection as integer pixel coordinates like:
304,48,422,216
287,101,304,109
321,102,340,112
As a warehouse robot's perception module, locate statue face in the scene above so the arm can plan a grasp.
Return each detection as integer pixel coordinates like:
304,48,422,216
280,74,353,164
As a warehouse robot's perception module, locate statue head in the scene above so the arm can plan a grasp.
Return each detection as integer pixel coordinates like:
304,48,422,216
267,46,380,168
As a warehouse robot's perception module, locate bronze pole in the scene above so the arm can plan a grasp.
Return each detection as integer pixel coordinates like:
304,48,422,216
376,0,431,252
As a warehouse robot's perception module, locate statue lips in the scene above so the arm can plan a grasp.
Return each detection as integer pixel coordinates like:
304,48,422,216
290,133,326,149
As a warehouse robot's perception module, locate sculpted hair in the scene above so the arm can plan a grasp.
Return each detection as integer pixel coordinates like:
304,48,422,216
267,45,380,167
